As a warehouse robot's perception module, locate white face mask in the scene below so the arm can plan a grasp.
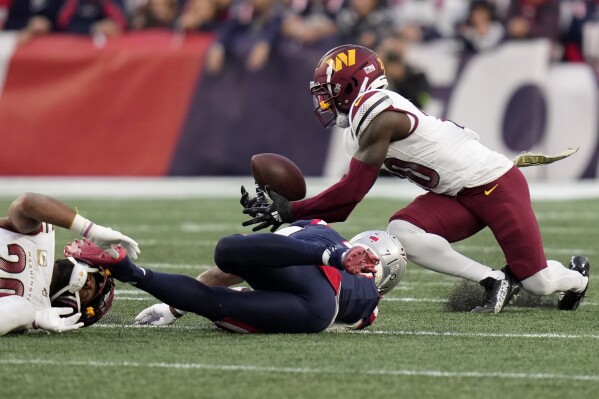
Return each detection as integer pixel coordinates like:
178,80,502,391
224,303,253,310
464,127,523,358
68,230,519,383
51,257,99,312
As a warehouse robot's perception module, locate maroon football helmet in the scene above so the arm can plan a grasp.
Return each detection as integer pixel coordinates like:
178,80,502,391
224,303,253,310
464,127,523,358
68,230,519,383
310,44,388,127
51,263,115,327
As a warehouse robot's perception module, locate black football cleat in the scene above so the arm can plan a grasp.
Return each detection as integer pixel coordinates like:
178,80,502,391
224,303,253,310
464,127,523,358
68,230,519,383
471,271,517,314
558,256,590,311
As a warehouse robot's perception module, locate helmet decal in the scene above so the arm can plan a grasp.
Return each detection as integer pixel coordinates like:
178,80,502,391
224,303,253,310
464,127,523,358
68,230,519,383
325,49,356,73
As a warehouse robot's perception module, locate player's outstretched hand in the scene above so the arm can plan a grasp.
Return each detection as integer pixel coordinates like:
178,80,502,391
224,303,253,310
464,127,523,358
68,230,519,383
71,215,140,259
240,184,270,210
135,303,179,326
341,247,380,275
242,187,293,232
240,185,257,209
33,307,83,333
87,225,140,259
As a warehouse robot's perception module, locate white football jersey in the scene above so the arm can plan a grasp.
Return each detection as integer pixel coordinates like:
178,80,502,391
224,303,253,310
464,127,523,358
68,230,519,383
345,89,513,196
0,224,55,311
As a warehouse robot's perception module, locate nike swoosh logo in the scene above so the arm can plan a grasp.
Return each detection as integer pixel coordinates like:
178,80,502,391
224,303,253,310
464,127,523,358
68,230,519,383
354,95,364,107
484,183,499,196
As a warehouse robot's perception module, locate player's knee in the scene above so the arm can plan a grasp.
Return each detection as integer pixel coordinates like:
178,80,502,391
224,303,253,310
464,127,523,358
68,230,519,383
387,220,421,245
388,219,450,260
214,235,244,271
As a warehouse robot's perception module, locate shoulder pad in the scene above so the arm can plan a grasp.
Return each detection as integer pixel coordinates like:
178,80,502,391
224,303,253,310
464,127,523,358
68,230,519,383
349,90,392,140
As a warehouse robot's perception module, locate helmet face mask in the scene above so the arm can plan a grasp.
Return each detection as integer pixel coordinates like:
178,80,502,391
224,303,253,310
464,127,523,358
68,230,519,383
350,230,407,295
79,269,115,326
310,44,388,128
310,83,338,128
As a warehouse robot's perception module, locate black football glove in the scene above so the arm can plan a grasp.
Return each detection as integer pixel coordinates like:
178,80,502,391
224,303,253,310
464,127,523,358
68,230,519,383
242,187,294,232
240,185,257,209
240,184,269,210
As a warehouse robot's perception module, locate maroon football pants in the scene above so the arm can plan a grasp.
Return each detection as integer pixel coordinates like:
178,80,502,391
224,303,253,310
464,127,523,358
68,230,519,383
391,166,547,280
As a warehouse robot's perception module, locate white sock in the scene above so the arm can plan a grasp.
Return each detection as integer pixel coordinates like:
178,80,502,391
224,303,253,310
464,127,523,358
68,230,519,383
520,260,588,295
388,220,500,282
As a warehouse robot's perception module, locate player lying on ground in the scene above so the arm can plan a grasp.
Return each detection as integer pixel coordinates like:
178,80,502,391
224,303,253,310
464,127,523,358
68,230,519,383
65,220,407,333
242,44,590,313
0,193,140,336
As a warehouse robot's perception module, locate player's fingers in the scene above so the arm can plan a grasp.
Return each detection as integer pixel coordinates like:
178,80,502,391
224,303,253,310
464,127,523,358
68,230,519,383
242,207,266,215
121,235,139,248
362,265,377,274
242,219,258,227
240,188,249,206
123,243,139,259
252,221,271,232
134,308,153,323
346,265,360,274
64,312,82,325
366,251,380,262
106,246,120,259
55,307,75,316
242,215,266,226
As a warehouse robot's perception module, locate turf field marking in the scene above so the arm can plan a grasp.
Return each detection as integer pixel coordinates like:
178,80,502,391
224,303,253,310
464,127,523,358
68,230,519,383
350,330,599,339
1,358,598,382
451,244,597,256
383,297,448,303
142,263,212,270
112,290,598,307
89,323,599,340
137,239,216,247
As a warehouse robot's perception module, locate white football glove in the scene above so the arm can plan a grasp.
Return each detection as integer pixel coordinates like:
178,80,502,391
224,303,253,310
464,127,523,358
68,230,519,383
135,303,181,326
70,215,140,259
33,307,83,333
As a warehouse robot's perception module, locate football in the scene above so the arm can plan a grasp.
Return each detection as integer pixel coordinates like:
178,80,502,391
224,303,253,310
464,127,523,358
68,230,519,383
250,153,307,201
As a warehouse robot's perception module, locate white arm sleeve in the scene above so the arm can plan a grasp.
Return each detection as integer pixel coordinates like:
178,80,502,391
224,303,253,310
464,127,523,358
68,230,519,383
0,296,36,336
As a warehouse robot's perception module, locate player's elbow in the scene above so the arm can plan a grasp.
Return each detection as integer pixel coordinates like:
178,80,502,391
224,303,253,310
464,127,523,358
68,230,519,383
7,193,44,234
14,192,43,215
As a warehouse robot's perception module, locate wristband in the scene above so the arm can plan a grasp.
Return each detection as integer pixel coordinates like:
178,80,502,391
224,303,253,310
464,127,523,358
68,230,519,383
70,214,94,237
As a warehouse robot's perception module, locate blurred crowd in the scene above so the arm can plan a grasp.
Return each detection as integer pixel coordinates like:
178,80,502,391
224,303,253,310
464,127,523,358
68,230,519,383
0,0,598,105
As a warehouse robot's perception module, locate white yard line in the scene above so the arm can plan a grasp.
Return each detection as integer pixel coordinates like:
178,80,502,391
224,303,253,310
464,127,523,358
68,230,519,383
113,290,598,306
1,358,597,382
90,323,599,340
140,263,213,270
349,330,599,340
0,178,598,200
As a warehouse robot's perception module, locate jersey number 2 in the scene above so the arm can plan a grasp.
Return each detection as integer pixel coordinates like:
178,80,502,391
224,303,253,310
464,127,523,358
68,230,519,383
0,244,26,297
